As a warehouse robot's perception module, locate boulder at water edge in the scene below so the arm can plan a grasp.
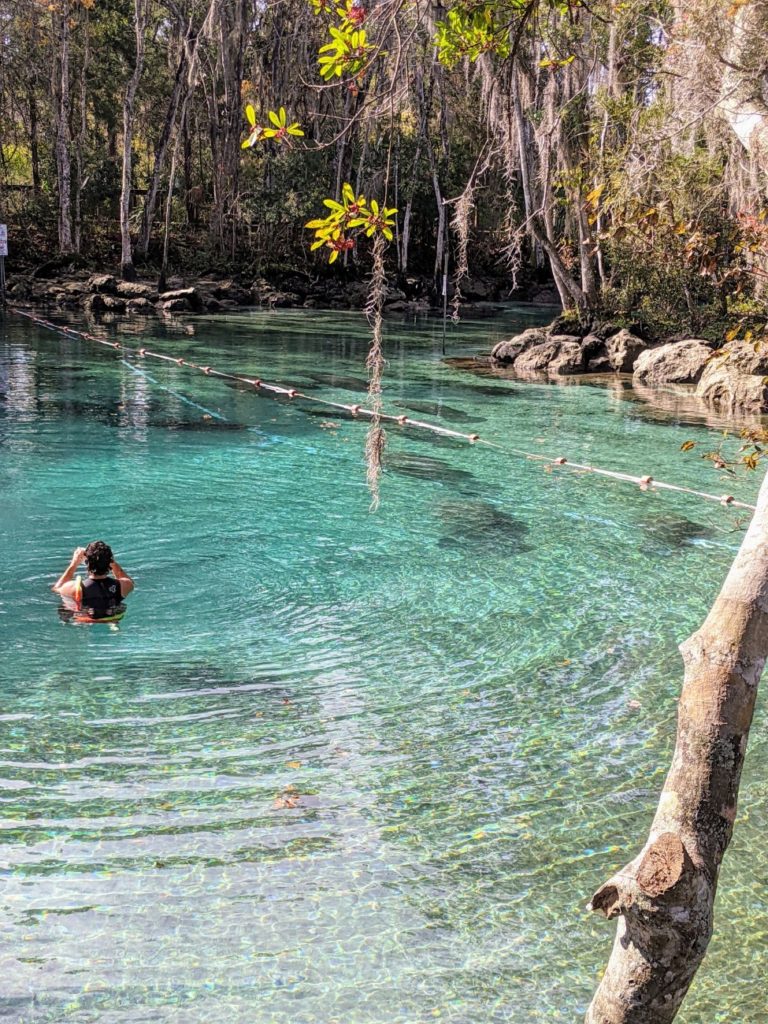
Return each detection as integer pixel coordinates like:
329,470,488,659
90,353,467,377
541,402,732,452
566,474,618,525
510,337,585,376
490,327,552,364
633,339,713,386
603,328,648,372
696,362,768,414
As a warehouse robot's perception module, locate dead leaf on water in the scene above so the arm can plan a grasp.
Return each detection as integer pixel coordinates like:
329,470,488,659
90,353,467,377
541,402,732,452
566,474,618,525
273,786,301,810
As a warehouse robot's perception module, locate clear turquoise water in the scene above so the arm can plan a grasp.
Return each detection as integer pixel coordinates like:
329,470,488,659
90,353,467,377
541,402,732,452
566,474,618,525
0,306,766,1024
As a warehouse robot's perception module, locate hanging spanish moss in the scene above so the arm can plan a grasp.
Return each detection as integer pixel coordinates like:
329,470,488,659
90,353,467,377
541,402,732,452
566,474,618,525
364,232,388,510
450,184,474,322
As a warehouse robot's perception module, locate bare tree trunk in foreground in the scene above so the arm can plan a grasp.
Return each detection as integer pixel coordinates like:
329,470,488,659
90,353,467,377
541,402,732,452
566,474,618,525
587,467,768,1024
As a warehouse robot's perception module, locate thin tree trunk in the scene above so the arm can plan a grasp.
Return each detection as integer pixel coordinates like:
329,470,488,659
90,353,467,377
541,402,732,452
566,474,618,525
73,12,89,253
208,0,247,255
183,106,194,225
587,468,768,1024
137,30,190,257
512,80,534,243
400,73,427,275
28,83,41,195
120,0,149,280
578,203,599,305
426,135,445,288
27,9,41,196
159,0,216,289
52,0,74,254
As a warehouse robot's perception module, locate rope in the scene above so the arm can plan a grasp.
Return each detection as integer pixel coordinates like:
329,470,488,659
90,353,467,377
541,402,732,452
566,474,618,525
120,359,228,421
11,306,757,513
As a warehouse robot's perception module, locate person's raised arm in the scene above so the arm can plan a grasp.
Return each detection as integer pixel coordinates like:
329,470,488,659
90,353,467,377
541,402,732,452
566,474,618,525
110,558,134,597
52,547,85,594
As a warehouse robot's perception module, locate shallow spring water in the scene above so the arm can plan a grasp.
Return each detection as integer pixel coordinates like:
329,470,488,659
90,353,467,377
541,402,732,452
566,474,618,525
0,306,766,1024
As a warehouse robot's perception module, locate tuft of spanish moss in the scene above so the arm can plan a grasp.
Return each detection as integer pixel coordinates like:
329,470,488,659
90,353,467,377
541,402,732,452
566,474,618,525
364,232,388,509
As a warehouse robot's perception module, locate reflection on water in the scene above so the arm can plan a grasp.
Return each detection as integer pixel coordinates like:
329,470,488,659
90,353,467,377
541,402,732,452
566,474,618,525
0,307,765,1024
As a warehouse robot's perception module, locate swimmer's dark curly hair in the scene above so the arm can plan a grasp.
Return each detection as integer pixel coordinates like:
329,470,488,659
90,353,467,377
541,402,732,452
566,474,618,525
85,540,113,575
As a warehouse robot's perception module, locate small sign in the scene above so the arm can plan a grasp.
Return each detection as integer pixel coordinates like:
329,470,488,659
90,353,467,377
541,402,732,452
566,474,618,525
0,224,7,257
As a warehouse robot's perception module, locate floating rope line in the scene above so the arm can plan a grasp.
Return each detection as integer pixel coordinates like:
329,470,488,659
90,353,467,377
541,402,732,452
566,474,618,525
12,306,757,513
120,358,228,421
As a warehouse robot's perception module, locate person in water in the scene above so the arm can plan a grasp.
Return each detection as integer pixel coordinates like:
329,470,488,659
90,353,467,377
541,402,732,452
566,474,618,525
52,541,134,622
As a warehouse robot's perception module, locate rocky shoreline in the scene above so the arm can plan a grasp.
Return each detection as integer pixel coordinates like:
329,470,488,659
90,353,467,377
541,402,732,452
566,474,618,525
488,320,768,416
5,268,553,318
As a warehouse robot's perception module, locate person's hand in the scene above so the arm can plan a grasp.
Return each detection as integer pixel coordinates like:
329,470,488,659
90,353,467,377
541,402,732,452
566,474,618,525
71,546,86,567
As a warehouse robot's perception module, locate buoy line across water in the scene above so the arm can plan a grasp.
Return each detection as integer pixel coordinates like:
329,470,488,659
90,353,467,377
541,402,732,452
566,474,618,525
11,307,757,514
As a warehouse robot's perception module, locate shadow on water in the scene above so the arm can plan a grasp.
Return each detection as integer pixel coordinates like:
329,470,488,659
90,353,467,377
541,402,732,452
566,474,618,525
394,399,483,424
439,381,521,401
307,371,370,393
385,452,476,484
637,513,716,552
151,418,248,432
434,499,532,555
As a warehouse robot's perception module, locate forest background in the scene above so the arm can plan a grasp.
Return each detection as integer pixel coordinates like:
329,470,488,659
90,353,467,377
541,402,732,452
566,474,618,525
1,0,767,341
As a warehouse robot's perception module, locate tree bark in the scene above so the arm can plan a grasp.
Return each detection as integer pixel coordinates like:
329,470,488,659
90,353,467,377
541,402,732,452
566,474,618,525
207,0,247,255
73,10,90,254
120,0,150,280
137,29,190,257
586,467,768,1024
718,1,768,174
159,0,216,289
52,0,74,254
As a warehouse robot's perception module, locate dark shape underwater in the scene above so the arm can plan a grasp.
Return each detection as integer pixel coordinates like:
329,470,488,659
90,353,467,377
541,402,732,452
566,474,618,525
436,499,531,555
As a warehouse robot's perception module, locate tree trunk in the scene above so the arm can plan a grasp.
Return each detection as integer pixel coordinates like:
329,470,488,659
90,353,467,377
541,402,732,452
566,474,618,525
27,8,42,196
718,1,768,174
159,0,217,289
137,31,190,257
73,11,90,254
120,0,149,280
28,82,41,195
207,0,247,255
52,0,74,254
586,467,768,1024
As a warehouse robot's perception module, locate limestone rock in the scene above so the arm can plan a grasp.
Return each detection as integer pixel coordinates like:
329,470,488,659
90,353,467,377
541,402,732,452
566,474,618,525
695,361,768,414
549,339,585,375
710,339,768,376
513,336,584,376
212,280,251,304
116,281,156,300
633,339,713,386
125,297,156,313
160,296,192,313
604,328,648,372
87,274,117,294
158,287,203,312
61,280,86,296
586,355,613,373
549,312,589,337
8,279,32,300
83,293,107,313
490,327,551,364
